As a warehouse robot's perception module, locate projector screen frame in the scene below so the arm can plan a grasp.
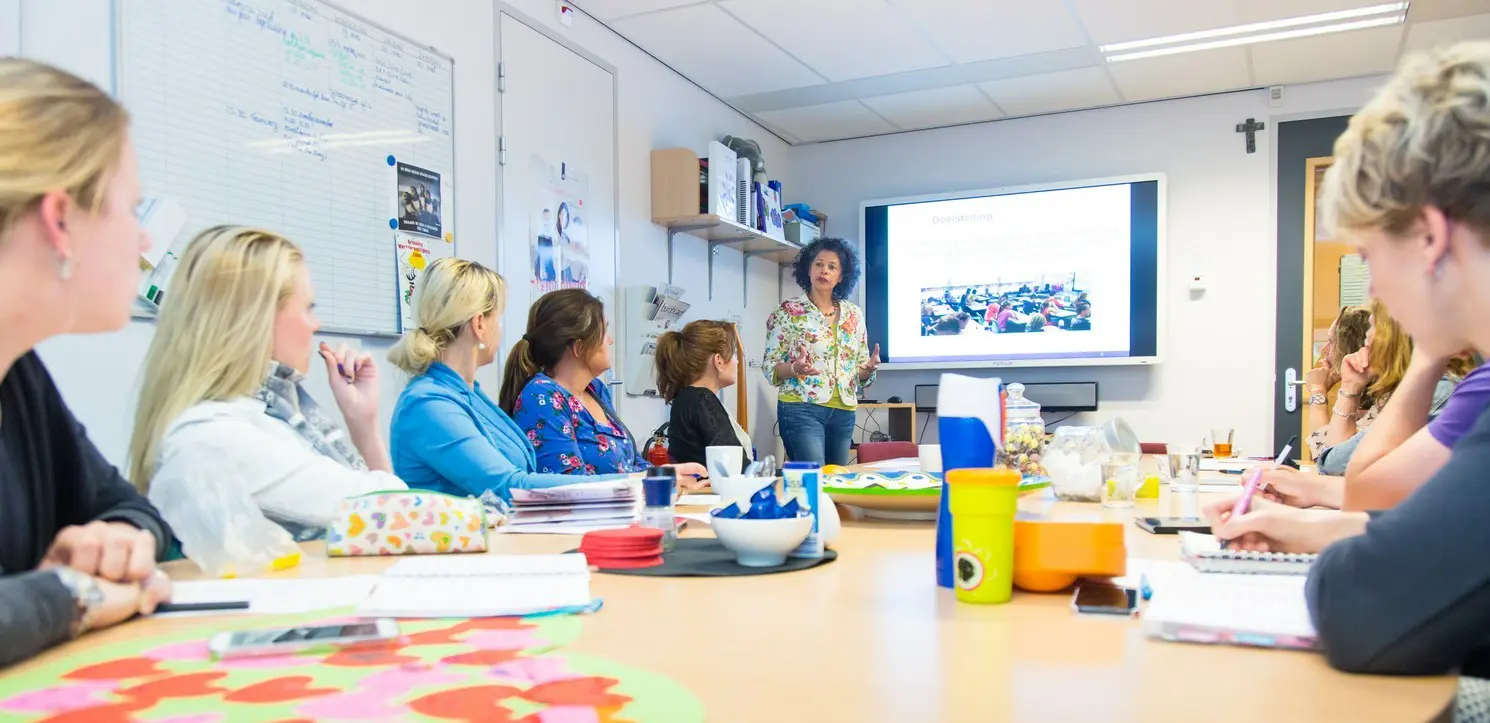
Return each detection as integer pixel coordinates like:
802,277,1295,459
859,172,1167,371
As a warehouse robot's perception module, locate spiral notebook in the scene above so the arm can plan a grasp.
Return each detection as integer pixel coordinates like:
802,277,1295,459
358,553,594,618
1143,571,1318,650
1178,532,1317,575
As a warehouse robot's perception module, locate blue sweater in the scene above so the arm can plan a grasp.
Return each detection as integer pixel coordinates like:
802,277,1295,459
390,363,622,500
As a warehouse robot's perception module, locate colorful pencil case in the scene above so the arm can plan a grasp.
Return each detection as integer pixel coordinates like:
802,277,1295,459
326,491,487,556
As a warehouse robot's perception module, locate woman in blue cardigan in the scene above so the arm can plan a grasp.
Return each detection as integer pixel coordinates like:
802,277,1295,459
387,259,625,500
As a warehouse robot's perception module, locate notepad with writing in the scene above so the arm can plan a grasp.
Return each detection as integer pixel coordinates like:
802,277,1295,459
1178,532,1317,574
1143,573,1318,650
358,553,594,618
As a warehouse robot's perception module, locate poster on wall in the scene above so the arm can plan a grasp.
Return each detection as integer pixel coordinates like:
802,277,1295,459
397,162,444,239
395,233,432,332
528,155,590,301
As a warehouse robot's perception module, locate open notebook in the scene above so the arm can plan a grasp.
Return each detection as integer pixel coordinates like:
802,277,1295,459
359,554,594,618
1178,532,1318,574
1143,572,1318,650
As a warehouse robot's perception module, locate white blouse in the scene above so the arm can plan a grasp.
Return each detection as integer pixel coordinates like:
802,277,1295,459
147,397,404,537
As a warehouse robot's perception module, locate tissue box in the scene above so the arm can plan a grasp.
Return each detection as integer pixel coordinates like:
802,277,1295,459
326,491,487,556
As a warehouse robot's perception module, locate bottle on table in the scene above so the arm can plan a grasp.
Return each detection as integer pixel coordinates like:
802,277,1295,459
641,473,677,552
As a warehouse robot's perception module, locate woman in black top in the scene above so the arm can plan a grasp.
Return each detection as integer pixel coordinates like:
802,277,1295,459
656,320,752,472
0,59,174,668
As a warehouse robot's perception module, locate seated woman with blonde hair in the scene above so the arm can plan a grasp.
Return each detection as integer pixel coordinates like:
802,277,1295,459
132,227,405,541
389,259,629,499
655,320,754,471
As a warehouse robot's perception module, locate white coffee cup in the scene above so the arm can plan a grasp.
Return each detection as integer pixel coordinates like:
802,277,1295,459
918,444,943,473
706,445,744,480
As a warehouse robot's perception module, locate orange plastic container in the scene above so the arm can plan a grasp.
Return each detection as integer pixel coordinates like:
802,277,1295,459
1011,515,1127,592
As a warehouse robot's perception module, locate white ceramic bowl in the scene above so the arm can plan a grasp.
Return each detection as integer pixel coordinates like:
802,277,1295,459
710,514,813,567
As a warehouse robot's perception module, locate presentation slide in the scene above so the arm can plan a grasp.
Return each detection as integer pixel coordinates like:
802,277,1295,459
885,184,1134,363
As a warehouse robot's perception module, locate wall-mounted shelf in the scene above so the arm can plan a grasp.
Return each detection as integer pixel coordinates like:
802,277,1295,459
652,148,802,307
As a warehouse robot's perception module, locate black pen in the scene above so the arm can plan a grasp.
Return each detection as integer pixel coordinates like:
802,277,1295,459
155,601,251,614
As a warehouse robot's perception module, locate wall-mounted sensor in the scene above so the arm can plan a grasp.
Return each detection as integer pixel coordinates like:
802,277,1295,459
1189,275,1206,293
558,2,576,26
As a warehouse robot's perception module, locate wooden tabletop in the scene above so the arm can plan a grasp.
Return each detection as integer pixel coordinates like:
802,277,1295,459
10,489,1456,722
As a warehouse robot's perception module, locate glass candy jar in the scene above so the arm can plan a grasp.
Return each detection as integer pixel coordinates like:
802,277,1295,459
998,383,1047,481
1043,426,1105,501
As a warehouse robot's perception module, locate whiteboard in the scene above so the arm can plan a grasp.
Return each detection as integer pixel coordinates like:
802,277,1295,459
117,0,456,336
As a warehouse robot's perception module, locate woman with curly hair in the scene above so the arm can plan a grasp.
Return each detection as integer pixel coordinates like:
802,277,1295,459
761,238,880,465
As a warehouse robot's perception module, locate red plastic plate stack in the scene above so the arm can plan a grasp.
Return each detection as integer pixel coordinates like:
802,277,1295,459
579,527,664,569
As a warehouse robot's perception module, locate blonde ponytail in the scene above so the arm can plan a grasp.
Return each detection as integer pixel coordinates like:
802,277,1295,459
387,258,504,376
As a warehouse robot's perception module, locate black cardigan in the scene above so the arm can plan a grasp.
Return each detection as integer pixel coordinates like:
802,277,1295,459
666,386,747,472
0,352,172,668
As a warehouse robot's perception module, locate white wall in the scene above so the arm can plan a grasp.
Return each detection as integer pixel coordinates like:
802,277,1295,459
494,0,797,454
793,76,1384,452
25,0,794,467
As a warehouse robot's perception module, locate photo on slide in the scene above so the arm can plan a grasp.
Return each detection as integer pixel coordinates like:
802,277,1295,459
918,277,1091,337
396,162,443,238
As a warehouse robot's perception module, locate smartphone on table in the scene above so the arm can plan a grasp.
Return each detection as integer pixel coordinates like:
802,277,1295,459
208,619,399,659
1134,517,1212,535
1071,583,1139,616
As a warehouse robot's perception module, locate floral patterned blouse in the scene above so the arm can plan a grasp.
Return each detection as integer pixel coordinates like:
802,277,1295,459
761,295,875,408
510,373,645,475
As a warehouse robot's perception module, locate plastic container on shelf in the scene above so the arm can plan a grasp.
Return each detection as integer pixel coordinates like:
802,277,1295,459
997,383,1047,481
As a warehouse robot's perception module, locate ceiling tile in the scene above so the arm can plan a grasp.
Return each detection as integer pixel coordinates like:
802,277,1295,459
611,4,825,97
978,67,1123,116
754,101,898,142
1403,13,1490,54
1106,46,1254,101
860,85,1006,130
1067,0,1245,45
720,0,949,82
1252,25,1403,85
891,0,1088,64
573,0,704,21
1408,0,1490,22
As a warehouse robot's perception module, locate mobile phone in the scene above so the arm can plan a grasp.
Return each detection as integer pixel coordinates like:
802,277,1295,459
1071,583,1138,615
208,619,399,659
1135,517,1212,534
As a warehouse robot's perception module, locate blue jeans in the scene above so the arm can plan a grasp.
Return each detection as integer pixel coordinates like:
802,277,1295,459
778,401,855,466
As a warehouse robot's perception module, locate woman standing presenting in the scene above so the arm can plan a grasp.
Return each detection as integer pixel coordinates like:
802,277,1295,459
762,238,880,465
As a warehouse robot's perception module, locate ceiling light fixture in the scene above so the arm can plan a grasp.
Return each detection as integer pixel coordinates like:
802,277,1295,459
1101,2,1408,63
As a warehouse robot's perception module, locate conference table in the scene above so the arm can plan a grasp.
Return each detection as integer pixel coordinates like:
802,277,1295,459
7,475,1456,722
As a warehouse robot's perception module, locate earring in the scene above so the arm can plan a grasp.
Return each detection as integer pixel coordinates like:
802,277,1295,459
478,343,487,350
57,256,72,282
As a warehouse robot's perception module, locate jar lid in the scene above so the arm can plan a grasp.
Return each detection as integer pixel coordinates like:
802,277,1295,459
1102,418,1141,455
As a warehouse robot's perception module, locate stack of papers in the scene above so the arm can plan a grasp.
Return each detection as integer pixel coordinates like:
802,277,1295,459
359,554,594,618
502,480,639,534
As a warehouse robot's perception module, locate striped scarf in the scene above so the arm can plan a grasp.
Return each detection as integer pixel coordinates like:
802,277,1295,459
255,362,367,473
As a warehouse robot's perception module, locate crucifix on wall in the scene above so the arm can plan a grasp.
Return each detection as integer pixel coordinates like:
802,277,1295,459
1236,118,1265,154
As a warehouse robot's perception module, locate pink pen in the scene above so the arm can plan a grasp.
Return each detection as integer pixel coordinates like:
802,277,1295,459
1221,467,1266,549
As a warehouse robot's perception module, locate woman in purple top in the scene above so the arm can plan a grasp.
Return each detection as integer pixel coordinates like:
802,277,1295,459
1257,351,1486,511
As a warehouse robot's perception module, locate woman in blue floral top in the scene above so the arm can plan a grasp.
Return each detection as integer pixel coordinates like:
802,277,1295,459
762,238,880,466
500,289,708,483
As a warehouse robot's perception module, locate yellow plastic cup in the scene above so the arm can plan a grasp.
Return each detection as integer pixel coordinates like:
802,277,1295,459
947,467,1022,604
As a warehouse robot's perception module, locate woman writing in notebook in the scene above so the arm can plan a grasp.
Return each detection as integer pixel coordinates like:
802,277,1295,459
1205,41,1490,676
389,261,656,499
499,288,707,483
0,59,175,666
132,227,406,541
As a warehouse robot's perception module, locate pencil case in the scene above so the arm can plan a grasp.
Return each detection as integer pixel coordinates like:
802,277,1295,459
326,490,487,556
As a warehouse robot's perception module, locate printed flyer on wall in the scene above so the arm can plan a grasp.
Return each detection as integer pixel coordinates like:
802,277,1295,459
528,155,590,300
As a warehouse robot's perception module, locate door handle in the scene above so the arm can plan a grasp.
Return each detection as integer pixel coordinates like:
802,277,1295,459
1284,368,1299,413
